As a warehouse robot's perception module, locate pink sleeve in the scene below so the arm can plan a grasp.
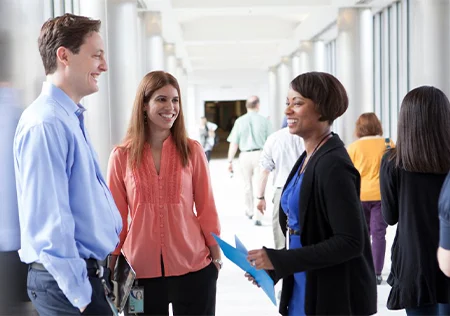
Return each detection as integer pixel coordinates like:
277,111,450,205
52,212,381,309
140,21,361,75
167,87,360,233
107,147,129,255
190,140,221,246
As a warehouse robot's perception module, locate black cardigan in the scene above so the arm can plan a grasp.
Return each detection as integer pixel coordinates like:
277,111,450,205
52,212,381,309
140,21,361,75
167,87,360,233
265,134,377,315
380,153,450,309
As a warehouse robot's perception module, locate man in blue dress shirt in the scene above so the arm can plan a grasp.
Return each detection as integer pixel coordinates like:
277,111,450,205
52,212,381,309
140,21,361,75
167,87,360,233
13,14,122,315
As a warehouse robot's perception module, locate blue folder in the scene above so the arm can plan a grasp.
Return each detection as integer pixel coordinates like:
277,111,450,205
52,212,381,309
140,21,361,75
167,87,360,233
212,233,276,306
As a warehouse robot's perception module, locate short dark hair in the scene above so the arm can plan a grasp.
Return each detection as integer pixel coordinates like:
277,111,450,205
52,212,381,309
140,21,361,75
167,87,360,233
390,86,450,173
355,113,383,137
290,72,348,124
38,13,101,75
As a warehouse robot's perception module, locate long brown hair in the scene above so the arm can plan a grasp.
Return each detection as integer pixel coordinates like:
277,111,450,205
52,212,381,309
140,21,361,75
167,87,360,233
390,86,450,173
121,71,190,168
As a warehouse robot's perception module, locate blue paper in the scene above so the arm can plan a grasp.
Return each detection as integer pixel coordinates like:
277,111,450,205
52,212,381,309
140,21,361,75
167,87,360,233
212,233,277,306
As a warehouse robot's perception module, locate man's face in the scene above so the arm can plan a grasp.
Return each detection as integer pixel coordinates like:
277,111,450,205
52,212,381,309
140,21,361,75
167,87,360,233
66,31,107,100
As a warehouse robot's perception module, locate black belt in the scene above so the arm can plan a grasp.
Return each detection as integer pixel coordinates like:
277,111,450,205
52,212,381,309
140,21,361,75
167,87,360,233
242,148,262,152
31,258,107,277
289,228,301,235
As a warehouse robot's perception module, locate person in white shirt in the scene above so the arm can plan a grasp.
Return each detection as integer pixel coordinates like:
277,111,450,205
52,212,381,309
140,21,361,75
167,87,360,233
256,127,304,248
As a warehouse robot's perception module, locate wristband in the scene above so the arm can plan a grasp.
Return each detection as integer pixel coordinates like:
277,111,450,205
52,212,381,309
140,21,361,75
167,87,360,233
256,196,265,200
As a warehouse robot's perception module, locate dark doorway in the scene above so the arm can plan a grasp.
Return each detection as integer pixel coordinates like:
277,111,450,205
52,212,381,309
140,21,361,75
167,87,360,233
204,100,246,159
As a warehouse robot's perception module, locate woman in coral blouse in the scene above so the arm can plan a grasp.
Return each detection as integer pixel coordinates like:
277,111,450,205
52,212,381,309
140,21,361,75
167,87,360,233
107,71,222,316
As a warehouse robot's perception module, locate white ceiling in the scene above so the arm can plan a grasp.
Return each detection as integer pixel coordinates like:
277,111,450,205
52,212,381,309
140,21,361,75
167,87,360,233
143,0,394,86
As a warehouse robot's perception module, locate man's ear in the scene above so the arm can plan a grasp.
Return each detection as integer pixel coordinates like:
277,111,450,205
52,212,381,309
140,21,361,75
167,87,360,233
56,46,70,67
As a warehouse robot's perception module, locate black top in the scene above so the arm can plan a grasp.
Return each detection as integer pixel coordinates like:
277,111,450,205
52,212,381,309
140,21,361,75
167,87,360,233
265,134,377,315
380,153,450,309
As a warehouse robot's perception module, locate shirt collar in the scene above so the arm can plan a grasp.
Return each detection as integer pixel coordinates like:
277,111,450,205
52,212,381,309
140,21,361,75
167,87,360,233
41,82,86,118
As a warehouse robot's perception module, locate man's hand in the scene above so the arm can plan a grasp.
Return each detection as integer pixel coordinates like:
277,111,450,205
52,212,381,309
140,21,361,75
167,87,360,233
247,248,274,270
228,161,233,173
256,199,266,214
213,261,221,272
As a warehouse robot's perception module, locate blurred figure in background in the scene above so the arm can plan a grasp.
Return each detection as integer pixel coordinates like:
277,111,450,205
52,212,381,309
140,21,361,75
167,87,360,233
227,96,272,226
380,86,450,315
0,30,35,315
107,71,221,316
199,116,218,162
256,127,304,249
347,112,394,285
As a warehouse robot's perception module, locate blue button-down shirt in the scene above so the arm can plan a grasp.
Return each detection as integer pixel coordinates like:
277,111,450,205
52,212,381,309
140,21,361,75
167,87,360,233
0,87,22,252
14,82,122,308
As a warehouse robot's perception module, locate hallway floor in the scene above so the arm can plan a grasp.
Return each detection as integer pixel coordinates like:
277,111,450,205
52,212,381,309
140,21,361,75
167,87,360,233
208,157,404,316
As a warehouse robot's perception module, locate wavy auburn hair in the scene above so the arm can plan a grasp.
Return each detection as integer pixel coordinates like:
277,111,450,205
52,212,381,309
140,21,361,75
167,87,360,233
121,71,190,168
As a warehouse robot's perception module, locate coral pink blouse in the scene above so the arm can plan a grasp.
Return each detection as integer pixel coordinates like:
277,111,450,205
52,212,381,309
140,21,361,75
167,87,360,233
107,136,220,278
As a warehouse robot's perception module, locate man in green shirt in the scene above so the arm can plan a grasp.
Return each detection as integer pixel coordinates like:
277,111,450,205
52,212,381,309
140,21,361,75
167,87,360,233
227,96,272,226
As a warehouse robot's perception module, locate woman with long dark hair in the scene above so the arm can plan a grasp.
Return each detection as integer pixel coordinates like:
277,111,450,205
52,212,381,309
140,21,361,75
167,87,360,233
381,86,450,315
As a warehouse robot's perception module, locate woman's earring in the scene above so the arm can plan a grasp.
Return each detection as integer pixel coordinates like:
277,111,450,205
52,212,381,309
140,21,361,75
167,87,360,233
143,111,148,125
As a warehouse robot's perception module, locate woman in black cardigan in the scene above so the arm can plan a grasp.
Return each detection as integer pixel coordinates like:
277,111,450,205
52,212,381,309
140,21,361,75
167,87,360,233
380,86,450,315
246,72,377,315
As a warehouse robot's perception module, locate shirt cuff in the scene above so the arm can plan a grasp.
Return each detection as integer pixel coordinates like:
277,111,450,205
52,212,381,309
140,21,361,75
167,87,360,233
64,277,92,309
440,218,450,250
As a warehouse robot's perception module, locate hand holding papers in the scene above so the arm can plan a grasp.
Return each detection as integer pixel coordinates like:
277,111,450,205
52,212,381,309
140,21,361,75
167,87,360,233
212,234,276,305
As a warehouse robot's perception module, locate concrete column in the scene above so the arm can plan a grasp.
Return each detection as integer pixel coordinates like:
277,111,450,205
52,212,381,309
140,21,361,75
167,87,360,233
277,56,292,129
144,11,164,71
313,40,327,72
298,41,313,74
335,8,373,145
164,43,177,75
136,12,147,78
409,0,450,96
291,53,300,79
106,0,138,149
187,83,199,138
268,66,279,128
80,0,138,175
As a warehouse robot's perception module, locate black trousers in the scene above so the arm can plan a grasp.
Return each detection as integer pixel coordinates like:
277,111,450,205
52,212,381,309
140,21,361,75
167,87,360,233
126,262,218,316
0,251,36,315
27,266,112,315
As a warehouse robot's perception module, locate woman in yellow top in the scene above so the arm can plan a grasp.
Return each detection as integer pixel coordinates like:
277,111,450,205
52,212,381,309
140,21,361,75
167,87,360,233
347,112,394,285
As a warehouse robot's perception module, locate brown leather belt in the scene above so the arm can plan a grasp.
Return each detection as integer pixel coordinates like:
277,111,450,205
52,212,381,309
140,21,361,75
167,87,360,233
289,228,301,235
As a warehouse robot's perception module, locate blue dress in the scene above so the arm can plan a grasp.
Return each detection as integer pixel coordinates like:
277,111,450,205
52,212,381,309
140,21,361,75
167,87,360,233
281,164,306,316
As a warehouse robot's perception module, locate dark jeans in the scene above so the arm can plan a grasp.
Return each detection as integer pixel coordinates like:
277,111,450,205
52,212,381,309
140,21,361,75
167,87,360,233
125,262,218,316
406,303,450,315
0,251,36,315
362,201,387,275
27,266,111,315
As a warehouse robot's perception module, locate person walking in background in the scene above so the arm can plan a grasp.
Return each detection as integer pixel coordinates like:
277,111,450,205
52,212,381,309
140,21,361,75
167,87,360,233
107,71,221,316
347,112,394,285
13,14,122,315
256,127,304,249
246,72,377,315
227,96,272,226
199,116,218,162
380,86,450,315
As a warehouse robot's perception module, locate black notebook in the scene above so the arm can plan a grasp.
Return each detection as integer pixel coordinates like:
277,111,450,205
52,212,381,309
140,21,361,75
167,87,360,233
113,252,136,313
